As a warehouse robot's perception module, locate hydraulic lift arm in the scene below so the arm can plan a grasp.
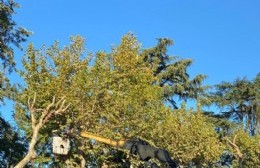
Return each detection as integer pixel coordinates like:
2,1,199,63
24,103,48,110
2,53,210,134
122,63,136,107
80,131,178,168
80,132,126,148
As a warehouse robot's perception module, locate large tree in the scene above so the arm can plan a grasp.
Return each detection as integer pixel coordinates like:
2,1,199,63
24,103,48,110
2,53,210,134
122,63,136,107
14,34,224,167
0,1,30,167
0,117,27,168
0,0,31,72
141,38,206,109
153,106,224,167
14,34,167,167
208,74,260,136
203,74,260,167
14,37,84,167
0,0,30,102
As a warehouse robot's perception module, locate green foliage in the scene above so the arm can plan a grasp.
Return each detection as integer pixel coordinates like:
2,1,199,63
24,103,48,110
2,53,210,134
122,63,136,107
202,74,260,167
15,33,260,167
202,111,238,138
0,72,15,102
153,107,224,167
81,34,163,138
15,36,89,166
0,0,31,71
141,38,207,109
72,34,167,166
208,74,260,136
12,34,185,166
0,0,30,104
0,1,29,167
0,117,27,167
225,130,260,167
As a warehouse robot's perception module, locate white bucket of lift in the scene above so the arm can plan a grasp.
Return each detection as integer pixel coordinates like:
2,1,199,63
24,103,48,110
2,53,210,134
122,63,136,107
52,136,70,155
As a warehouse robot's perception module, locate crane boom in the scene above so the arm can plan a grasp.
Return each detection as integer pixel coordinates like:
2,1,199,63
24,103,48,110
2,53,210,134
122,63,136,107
80,131,126,147
80,131,178,168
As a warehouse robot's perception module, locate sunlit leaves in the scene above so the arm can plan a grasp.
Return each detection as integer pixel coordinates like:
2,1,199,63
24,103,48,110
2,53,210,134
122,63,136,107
154,108,224,166
14,33,238,167
226,130,260,167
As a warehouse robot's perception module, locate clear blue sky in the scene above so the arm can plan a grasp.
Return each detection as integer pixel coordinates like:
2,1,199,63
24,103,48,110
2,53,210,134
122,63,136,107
2,0,260,122
14,0,259,82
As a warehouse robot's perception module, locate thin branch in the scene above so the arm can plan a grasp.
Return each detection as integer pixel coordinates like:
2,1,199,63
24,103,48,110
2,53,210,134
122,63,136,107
32,92,36,106
27,97,31,109
28,93,37,129
42,111,54,124
39,97,56,124
233,134,237,144
91,94,97,113
59,99,66,110
55,96,65,108
46,96,56,111
42,97,70,123
224,135,243,159
15,95,70,168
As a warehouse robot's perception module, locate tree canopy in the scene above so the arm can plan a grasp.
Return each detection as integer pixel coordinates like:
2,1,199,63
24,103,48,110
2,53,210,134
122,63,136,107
0,1,259,168
0,117,27,167
0,0,30,166
207,74,260,136
13,34,229,167
0,0,31,71
142,38,206,109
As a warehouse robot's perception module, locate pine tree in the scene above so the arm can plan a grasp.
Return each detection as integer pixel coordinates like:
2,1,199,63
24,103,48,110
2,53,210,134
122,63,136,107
142,38,206,109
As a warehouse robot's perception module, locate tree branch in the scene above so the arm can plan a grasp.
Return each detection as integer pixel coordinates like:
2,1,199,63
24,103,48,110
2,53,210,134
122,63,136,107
39,96,56,124
15,95,70,168
28,93,37,129
224,135,243,159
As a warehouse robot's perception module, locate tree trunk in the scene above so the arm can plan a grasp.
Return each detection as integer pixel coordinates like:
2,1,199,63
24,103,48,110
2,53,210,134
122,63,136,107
14,126,40,168
14,95,69,168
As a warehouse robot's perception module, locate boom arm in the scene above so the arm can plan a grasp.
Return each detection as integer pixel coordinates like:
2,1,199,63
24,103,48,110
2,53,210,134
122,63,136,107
80,131,178,168
80,132,126,148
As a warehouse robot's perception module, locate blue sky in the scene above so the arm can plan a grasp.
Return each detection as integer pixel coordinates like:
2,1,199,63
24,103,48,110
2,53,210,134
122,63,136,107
14,0,259,82
1,0,260,121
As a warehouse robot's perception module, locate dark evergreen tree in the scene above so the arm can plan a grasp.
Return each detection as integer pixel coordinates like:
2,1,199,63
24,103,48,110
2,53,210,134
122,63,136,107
0,117,27,167
142,38,206,109
0,1,30,167
0,0,31,71
207,73,260,136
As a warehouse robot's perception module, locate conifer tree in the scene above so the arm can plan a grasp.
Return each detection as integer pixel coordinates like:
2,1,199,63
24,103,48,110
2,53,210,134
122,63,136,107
142,38,206,109
208,74,260,136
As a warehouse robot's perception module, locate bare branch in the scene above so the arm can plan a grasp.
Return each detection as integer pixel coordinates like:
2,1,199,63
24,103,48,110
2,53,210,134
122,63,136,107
15,95,70,168
224,135,243,159
28,93,37,129
42,97,70,124
233,134,237,144
55,96,65,108
30,113,36,129
60,99,66,109
46,96,56,111
63,104,70,111
42,111,54,124
32,92,36,106
27,97,31,109
224,137,234,147
39,97,56,124
54,99,70,115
